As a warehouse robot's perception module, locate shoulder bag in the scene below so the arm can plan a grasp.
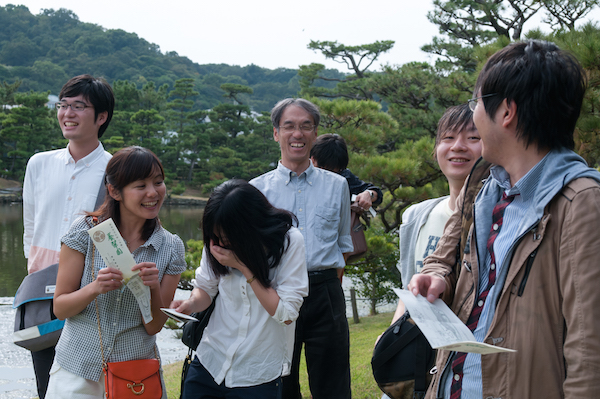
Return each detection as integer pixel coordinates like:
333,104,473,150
179,292,218,398
371,311,435,399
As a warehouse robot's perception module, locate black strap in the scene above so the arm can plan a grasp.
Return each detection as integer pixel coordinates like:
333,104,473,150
180,349,193,399
413,333,428,397
94,174,107,211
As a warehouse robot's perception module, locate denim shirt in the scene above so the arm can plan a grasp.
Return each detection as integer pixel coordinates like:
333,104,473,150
250,161,353,271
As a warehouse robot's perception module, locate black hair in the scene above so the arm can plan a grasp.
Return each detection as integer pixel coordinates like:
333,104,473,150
271,98,320,128
59,74,115,138
201,179,297,288
90,146,164,240
475,40,586,151
310,133,349,171
435,104,477,148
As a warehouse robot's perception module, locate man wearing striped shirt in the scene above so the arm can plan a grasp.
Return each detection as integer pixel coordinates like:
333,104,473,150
409,40,600,398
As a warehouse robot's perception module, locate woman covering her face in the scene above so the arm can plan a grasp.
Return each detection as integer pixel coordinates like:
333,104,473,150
172,179,309,399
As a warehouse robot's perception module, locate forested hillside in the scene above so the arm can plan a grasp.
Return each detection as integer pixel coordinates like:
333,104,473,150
0,4,344,112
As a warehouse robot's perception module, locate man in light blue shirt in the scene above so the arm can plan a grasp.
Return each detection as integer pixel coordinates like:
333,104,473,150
250,98,353,399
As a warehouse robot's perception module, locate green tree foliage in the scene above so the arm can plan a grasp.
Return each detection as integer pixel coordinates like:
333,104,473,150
549,23,600,167
344,226,400,315
0,91,60,178
300,40,394,100
424,0,598,71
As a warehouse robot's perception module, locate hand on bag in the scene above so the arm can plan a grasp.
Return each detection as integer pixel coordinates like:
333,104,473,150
354,190,373,210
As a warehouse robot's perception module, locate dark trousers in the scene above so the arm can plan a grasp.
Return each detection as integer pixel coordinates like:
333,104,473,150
31,345,55,399
182,356,282,399
282,269,351,399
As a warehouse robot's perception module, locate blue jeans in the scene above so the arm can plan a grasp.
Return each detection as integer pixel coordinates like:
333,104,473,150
181,356,282,399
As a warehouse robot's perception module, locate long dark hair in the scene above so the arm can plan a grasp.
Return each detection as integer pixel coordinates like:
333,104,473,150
90,146,165,240
202,179,297,288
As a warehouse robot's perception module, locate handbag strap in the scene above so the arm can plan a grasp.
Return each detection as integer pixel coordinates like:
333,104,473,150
92,244,108,369
90,224,158,370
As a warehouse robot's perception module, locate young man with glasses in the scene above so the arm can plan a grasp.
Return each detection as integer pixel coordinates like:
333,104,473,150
250,98,353,399
410,40,600,398
22,74,114,399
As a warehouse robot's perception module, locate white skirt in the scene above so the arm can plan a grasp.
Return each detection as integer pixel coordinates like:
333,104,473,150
45,361,167,399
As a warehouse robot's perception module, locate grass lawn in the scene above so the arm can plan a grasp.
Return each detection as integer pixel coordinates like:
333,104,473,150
164,312,393,399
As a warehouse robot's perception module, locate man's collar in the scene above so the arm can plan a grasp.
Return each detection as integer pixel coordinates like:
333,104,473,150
490,152,550,201
65,141,104,166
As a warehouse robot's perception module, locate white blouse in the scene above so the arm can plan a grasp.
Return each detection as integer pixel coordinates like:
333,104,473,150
192,227,308,387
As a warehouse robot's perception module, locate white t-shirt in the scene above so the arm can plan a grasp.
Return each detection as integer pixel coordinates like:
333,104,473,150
413,197,453,274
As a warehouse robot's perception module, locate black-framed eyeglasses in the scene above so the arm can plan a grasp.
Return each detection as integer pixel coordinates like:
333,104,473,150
278,124,316,134
55,101,93,112
468,93,497,112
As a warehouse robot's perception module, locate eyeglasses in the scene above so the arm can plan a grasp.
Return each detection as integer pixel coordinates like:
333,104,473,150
55,101,93,112
468,93,497,112
278,124,316,134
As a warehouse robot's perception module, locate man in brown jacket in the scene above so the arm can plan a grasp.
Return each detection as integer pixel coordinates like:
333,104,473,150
409,40,600,398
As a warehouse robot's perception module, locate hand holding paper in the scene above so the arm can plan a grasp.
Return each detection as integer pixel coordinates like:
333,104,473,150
395,288,515,354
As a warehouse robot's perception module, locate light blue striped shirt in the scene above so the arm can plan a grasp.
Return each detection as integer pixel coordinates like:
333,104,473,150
250,161,353,271
444,154,549,398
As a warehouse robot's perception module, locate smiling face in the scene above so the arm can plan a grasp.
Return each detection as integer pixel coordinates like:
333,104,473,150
273,105,317,174
436,126,482,188
57,94,107,145
112,168,166,224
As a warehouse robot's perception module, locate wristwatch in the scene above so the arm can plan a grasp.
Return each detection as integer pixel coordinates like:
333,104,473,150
368,190,374,199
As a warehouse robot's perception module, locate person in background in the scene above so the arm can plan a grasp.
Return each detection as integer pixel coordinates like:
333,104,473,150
411,40,600,398
310,133,383,211
47,146,185,398
22,74,114,399
250,98,353,399
172,179,308,399
378,103,482,399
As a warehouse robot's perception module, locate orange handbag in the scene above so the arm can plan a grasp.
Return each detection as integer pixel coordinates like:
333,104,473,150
104,358,162,398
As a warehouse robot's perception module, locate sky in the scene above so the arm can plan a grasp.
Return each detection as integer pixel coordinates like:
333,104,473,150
1,1,599,73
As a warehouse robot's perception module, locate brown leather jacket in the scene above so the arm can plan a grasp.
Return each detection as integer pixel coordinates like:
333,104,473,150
421,161,600,398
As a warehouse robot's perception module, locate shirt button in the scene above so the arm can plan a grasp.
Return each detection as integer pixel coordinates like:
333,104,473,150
299,208,303,212
493,224,499,231
454,374,460,381
67,197,72,201
113,322,117,326
64,218,68,222
490,264,496,271
300,227,304,230
478,300,484,307
298,190,301,193
71,176,76,180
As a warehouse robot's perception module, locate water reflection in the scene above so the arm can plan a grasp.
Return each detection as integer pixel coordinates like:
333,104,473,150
0,203,204,297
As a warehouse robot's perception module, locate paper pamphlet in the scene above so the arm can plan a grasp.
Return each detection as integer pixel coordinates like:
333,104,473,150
88,218,153,323
160,308,199,323
395,288,515,354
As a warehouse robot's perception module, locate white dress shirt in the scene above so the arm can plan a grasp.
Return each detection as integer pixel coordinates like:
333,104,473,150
192,227,309,387
22,143,111,273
